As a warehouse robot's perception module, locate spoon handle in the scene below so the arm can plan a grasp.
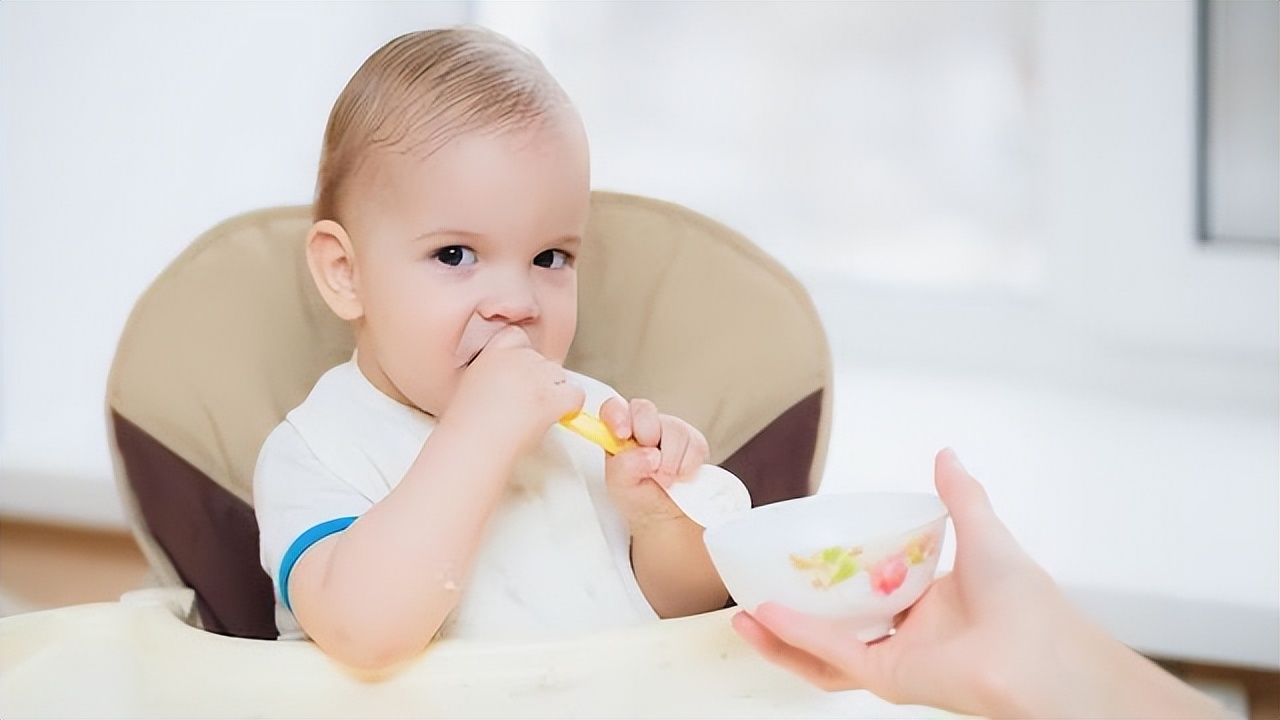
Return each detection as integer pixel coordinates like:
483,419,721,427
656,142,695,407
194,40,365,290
558,411,639,455
559,411,751,527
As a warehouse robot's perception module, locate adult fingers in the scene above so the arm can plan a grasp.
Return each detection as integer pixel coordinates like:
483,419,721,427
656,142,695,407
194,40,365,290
731,612,853,693
934,448,1028,571
746,603,871,690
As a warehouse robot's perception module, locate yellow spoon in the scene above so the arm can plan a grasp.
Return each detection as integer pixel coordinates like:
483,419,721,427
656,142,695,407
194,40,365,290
559,411,639,456
558,411,752,527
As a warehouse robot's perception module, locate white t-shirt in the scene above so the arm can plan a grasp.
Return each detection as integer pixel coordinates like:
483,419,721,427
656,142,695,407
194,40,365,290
253,360,657,641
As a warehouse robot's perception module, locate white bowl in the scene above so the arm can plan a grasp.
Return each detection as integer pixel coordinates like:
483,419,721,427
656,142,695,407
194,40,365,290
704,492,948,641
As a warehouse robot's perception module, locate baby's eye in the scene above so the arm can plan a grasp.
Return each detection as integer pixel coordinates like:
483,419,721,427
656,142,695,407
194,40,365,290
433,246,476,267
533,249,572,269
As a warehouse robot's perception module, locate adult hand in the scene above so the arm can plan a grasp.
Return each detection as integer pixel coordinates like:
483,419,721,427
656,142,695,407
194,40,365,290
732,449,1232,719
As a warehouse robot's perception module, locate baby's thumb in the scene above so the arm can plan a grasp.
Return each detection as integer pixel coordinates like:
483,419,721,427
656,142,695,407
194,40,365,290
608,446,662,482
484,324,533,352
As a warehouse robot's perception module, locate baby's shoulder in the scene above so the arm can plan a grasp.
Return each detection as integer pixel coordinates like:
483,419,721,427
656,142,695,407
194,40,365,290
288,360,418,428
262,360,418,461
256,361,366,464
295,360,363,408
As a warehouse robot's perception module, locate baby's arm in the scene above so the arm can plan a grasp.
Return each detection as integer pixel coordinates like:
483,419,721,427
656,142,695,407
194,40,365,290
288,328,583,670
599,398,729,617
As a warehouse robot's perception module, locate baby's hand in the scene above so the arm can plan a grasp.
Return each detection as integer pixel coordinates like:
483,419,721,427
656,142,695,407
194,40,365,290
446,326,584,454
599,396,709,527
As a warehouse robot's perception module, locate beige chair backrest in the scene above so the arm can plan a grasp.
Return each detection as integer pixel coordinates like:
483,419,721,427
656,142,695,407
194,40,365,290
108,191,833,638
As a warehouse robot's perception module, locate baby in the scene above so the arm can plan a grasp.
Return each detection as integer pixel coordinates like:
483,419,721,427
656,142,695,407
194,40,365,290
253,26,727,671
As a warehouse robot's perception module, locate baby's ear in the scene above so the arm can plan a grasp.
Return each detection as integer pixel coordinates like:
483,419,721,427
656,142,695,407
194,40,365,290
305,220,363,321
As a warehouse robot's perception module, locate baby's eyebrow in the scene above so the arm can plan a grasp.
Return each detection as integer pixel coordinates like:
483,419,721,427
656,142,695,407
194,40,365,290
553,235,583,250
412,229,480,244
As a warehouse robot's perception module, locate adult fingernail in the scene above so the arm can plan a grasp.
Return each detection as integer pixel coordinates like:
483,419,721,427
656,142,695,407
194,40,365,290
942,447,966,471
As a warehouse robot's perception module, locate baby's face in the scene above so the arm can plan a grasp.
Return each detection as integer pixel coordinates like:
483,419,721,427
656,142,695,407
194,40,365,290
342,113,590,416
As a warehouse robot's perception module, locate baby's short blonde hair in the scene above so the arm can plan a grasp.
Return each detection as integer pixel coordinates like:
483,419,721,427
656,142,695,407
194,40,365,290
314,26,571,224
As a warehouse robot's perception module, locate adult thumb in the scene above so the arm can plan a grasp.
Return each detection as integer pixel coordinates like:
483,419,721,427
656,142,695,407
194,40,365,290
934,449,1018,560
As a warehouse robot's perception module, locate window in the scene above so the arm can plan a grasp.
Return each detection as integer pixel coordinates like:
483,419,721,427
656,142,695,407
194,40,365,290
1198,0,1279,245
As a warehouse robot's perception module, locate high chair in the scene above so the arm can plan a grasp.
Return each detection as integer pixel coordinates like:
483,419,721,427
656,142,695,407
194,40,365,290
106,192,833,639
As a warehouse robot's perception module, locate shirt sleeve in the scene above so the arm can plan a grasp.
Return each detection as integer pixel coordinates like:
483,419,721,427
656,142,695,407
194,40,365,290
253,420,374,610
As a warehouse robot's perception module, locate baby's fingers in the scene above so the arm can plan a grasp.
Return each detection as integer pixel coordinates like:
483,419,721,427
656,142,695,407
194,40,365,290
552,379,587,421
658,416,708,479
608,445,661,482
599,396,632,441
627,399,662,447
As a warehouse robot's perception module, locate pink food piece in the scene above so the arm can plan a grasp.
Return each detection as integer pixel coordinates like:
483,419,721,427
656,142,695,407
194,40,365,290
869,555,908,595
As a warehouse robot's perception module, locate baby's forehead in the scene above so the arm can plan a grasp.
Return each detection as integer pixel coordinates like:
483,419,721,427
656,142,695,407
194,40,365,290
343,124,492,205
334,75,590,231
347,109,580,207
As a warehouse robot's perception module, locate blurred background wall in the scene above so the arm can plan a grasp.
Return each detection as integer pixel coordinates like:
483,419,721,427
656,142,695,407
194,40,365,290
1,1,1275,529
1,2,471,524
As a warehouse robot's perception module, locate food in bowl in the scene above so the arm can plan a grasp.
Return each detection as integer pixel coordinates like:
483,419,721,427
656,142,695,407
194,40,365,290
703,492,948,641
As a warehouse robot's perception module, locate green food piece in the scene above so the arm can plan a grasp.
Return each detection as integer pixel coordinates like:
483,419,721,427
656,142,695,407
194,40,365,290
820,546,845,564
829,555,859,585
792,545,867,589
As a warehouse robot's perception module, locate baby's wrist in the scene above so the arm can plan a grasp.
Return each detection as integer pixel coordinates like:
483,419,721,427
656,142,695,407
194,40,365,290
627,507,698,539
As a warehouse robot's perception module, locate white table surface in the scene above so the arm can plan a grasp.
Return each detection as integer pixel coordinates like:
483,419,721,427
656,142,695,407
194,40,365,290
0,589,951,720
821,365,1279,670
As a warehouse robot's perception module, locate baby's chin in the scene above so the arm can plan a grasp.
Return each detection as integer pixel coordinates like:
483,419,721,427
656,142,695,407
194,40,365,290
382,372,449,418
402,391,444,418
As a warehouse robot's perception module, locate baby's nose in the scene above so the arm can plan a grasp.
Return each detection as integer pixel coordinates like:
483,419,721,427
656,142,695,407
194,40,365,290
479,275,539,323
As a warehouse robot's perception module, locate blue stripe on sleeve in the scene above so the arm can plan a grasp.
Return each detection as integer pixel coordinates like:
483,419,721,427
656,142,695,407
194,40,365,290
278,516,357,611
